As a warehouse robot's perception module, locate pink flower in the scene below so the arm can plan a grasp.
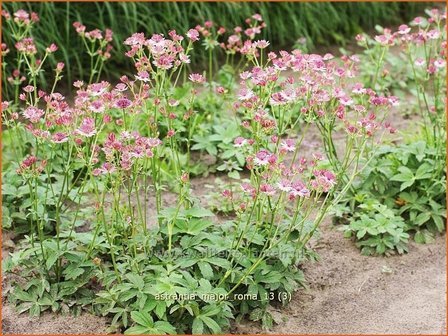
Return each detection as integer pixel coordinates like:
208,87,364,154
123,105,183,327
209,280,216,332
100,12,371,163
260,184,276,196
186,29,199,42
352,83,366,94
234,137,247,147
222,189,232,198
427,29,440,40
23,107,44,123
277,179,292,192
411,17,425,26
188,73,205,84
241,182,256,197
180,172,189,183
398,24,411,35
89,100,105,113
312,170,337,192
179,53,190,64
254,40,270,49
339,96,353,106
216,86,226,94
280,139,296,152
153,55,174,70
101,162,116,174
22,155,37,167
289,181,310,198
73,21,86,34
2,10,11,20
52,132,69,143
46,43,58,53
115,98,132,109
14,9,29,22
238,88,255,101
23,85,34,93
135,71,150,82
15,38,37,55
76,117,96,137
146,138,162,147
434,59,446,68
252,13,263,22
73,80,84,88
124,33,146,46
254,149,271,166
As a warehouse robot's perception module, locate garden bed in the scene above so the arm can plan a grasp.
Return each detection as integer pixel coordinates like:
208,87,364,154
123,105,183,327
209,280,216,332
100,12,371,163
2,4,446,335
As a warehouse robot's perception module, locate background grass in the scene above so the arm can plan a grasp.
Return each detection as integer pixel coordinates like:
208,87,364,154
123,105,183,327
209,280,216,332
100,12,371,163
2,2,429,89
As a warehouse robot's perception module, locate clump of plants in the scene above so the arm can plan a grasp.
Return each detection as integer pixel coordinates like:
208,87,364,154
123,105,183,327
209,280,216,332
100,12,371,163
335,8,446,255
2,6,443,334
341,197,410,256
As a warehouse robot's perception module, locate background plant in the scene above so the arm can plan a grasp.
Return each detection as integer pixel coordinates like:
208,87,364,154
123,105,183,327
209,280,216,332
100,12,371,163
335,9,446,252
2,2,427,91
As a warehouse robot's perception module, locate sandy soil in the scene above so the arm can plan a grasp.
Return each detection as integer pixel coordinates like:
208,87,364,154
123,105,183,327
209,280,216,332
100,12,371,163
237,220,447,334
3,217,446,334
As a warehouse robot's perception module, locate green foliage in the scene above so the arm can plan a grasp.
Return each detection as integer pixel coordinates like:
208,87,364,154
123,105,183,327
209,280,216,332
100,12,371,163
341,199,409,256
6,234,98,316
191,123,245,170
337,138,446,252
6,205,310,333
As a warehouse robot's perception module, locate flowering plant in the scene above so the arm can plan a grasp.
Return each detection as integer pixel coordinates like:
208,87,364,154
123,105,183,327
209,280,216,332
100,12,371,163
3,7,443,334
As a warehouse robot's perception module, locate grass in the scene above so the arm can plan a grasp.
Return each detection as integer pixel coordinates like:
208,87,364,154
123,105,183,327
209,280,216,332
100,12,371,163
2,2,428,89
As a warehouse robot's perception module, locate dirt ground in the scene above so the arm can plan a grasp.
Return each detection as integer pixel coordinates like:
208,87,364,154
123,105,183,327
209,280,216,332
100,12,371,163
3,216,446,334
237,219,447,334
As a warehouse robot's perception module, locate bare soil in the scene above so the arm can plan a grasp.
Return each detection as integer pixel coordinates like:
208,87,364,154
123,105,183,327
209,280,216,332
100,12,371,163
237,219,447,334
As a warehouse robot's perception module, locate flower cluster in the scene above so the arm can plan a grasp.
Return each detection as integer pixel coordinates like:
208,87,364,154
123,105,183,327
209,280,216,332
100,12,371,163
2,9,39,25
73,22,113,61
124,29,198,73
217,13,267,56
358,8,446,76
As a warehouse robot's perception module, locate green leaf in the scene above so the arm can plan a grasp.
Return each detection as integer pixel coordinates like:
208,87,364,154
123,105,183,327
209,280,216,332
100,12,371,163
154,301,166,319
29,303,41,316
192,318,204,334
125,326,151,335
126,274,145,290
63,267,85,281
227,170,240,180
415,164,432,180
154,321,177,334
185,207,214,218
201,316,221,334
45,250,63,270
399,180,415,191
391,167,414,182
249,307,264,321
130,311,153,328
198,261,214,279
414,212,431,226
13,289,35,302
433,215,445,232
179,218,213,235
